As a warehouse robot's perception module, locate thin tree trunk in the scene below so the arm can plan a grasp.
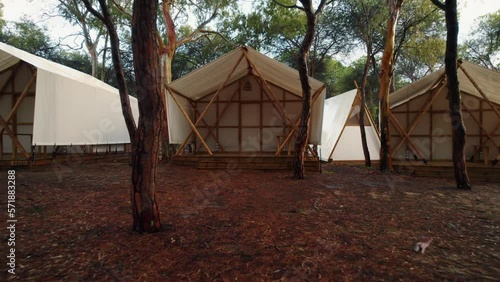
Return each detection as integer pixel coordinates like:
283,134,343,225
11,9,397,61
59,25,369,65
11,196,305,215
101,33,108,81
293,1,318,179
130,0,163,232
431,0,471,189
359,53,371,167
379,0,404,172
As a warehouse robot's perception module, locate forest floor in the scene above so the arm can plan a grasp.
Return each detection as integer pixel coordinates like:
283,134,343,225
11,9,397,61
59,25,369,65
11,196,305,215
1,160,499,281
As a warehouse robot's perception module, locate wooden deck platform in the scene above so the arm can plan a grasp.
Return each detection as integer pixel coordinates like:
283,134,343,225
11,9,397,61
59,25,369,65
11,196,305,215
0,152,130,169
392,160,500,183
172,153,321,171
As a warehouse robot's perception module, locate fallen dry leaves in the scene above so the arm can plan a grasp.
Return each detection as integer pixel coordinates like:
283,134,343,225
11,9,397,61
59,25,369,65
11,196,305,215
1,160,499,281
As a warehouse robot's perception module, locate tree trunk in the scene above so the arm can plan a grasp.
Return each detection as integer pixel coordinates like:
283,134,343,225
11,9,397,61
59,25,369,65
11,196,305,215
293,1,318,179
89,44,99,78
379,0,404,172
359,53,372,167
130,0,162,232
442,0,472,189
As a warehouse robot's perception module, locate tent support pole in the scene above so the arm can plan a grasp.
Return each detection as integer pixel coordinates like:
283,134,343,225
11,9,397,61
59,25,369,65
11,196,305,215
275,86,325,155
0,72,37,136
459,64,500,120
191,104,225,152
461,101,499,149
392,79,447,154
199,86,240,150
168,90,213,156
327,96,358,161
389,112,426,160
241,49,295,129
0,114,29,159
174,53,245,155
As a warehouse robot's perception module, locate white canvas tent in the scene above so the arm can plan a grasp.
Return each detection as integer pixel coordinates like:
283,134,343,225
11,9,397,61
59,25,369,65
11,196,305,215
320,89,380,162
389,60,500,162
166,46,326,156
0,42,139,161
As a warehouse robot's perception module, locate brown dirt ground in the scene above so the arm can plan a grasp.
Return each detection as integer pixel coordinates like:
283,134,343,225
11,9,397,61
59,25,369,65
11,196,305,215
1,160,499,281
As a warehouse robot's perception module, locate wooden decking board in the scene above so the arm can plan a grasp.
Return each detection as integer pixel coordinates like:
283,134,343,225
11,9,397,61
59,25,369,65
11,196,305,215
392,160,500,183
172,153,320,172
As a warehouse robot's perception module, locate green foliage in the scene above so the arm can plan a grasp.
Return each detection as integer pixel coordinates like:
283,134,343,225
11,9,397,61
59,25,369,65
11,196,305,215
395,0,446,82
460,11,500,70
0,19,57,59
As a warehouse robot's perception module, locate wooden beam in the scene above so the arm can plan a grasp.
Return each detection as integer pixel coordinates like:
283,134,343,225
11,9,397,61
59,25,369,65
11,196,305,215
175,53,245,155
392,78,447,154
275,85,326,155
462,101,499,149
241,48,295,128
0,114,29,159
389,112,426,161
168,90,213,156
201,86,240,148
459,63,500,120
0,72,37,135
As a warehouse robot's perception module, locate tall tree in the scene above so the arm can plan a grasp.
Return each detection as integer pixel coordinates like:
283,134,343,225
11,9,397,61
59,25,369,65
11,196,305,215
430,0,471,190
379,0,404,172
57,0,107,78
275,0,328,179
346,0,387,167
83,0,163,232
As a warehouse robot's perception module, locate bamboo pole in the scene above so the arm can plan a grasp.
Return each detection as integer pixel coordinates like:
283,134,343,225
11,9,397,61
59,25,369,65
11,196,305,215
0,114,29,158
0,72,37,135
459,63,500,120
201,87,240,145
389,112,426,160
462,101,499,148
275,85,325,155
174,53,245,155
241,48,295,128
392,77,447,154
168,90,213,156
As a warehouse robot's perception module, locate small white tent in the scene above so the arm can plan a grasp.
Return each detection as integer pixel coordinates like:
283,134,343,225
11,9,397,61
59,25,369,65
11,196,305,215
0,42,139,161
166,46,326,155
320,89,380,162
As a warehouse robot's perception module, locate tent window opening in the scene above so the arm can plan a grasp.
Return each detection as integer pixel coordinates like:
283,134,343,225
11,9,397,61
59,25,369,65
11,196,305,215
243,79,252,91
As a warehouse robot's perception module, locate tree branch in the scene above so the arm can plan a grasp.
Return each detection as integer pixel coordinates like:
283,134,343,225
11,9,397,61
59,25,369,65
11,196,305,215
273,0,304,11
430,0,445,10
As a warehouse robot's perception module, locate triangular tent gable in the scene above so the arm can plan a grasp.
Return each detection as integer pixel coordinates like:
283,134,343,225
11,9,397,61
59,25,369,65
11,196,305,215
167,46,326,155
320,89,380,162
389,61,500,161
0,42,139,158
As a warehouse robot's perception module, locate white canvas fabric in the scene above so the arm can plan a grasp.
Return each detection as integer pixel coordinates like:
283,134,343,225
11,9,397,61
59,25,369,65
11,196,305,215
390,61,500,108
0,42,139,146
167,46,326,146
320,89,380,162
389,61,500,161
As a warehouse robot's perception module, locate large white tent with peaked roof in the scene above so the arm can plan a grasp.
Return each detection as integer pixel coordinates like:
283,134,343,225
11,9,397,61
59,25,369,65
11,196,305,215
0,42,139,161
166,46,326,156
389,60,500,162
320,89,380,162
